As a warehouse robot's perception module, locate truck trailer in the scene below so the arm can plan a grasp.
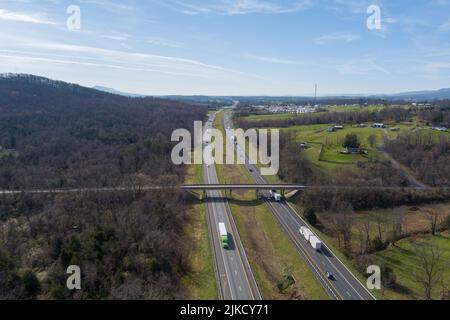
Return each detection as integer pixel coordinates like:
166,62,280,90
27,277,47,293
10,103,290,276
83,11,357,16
218,223,229,249
300,226,313,241
309,236,323,251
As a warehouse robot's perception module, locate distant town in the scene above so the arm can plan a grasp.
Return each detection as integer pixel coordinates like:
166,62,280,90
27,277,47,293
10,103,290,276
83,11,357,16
252,104,319,114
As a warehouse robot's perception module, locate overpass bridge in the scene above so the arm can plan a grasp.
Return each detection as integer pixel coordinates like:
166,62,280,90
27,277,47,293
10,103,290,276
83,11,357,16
0,184,442,196
182,184,306,196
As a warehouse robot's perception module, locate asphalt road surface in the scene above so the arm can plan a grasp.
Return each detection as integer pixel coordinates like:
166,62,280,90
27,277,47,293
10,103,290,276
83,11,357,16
204,113,261,300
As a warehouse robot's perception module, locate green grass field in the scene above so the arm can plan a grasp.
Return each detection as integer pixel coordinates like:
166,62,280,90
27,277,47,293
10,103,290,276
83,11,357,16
182,164,218,299
374,233,450,300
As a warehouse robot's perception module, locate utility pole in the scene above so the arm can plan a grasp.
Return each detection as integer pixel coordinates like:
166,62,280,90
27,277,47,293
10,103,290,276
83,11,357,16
313,83,318,106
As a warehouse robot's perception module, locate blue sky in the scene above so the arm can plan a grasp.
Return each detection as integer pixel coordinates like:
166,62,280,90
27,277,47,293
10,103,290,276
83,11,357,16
0,0,449,95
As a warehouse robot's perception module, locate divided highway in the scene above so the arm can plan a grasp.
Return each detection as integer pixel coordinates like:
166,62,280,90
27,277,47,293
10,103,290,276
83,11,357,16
223,112,376,301
204,113,261,300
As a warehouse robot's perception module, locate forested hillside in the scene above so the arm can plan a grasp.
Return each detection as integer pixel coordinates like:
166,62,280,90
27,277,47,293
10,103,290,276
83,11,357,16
0,74,206,189
0,74,207,299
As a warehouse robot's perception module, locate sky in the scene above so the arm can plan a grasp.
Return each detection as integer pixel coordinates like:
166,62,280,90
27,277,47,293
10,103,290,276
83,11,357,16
0,0,449,96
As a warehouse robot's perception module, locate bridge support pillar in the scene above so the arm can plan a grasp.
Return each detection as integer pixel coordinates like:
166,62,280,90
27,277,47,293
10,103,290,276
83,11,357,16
203,190,206,199
281,189,286,197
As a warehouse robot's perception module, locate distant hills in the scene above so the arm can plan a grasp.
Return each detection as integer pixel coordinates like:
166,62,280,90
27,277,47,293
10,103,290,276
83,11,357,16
2,73,450,102
156,89,450,103
159,89,450,104
376,88,450,101
93,86,146,98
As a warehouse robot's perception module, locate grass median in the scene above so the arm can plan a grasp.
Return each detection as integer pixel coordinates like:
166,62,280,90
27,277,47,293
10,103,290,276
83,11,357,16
182,164,218,299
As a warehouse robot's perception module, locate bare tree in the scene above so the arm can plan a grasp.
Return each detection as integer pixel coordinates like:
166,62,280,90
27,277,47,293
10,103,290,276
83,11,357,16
361,215,372,254
391,207,406,246
414,241,445,300
426,209,441,236
374,212,386,243
327,201,354,254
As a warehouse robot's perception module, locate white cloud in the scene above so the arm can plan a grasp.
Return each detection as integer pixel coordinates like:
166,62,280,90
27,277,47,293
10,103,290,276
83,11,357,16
78,0,132,12
162,0,312,15
245,53,303,65
146,37,184,49
328,0,373,14
103,35,130,41
4,41,259,80
335,58,390,75
314,32,360,45
0,9,55,24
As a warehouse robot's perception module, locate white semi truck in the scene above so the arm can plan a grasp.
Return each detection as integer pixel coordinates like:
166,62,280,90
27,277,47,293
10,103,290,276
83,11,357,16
300,227,323,251
309,236,323,251
269,190,282,202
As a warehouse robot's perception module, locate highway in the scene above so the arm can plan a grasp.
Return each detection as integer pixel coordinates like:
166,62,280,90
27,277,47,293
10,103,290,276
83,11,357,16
223,111,376,301
203,113,261,300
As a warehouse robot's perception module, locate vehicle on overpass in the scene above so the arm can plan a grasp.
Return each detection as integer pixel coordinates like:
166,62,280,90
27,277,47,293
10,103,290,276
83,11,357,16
218,223,229,249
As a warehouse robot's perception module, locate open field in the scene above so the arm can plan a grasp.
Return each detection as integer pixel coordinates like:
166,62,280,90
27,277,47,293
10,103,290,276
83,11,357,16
276,123,406,175
260,120,447,177
374,232,450,300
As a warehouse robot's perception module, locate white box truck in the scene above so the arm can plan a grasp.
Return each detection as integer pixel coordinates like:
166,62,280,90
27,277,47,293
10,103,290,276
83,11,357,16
270,190,282,202
309,236,323,251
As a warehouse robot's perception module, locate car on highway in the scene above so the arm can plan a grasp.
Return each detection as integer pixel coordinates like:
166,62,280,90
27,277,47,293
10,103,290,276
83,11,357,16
326,272,335,280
